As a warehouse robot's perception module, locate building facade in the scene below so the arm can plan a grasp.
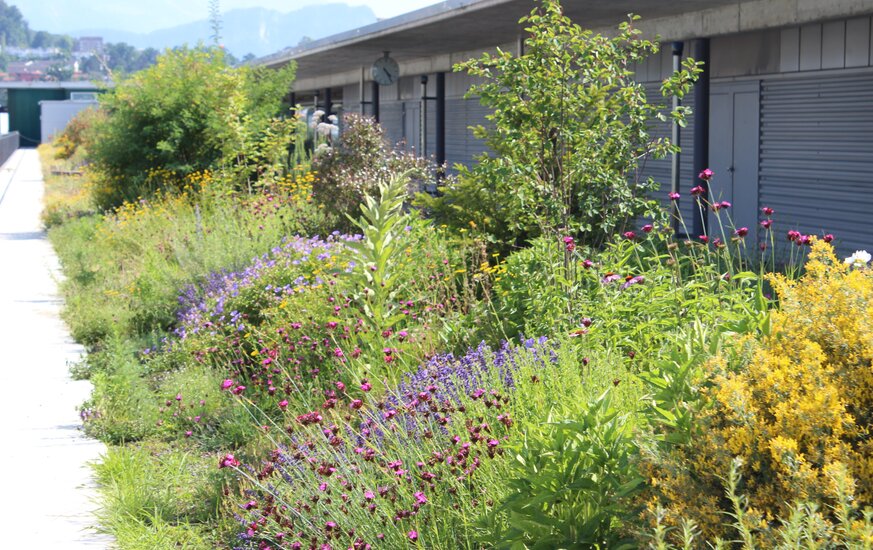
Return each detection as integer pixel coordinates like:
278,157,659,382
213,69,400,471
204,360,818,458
257,0,873,254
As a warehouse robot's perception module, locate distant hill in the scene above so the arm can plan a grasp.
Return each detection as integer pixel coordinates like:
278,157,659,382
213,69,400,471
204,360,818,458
68,5,377,58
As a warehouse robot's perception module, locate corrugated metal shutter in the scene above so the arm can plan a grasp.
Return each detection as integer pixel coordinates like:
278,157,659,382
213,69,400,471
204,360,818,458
379,102,404,150
759,72,873,255
637,83,697,226
444,97,491,170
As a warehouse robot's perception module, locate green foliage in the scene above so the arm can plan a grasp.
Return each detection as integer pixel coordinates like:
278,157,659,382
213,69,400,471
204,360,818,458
428,2,700,249
88,47,297,208
494,390,643,549
93,442,232,548
313,113,434,227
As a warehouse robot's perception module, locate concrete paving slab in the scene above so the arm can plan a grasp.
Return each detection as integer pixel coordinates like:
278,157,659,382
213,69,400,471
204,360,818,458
0,149,113,548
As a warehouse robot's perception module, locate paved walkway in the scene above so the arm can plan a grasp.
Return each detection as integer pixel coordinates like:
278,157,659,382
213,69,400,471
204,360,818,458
0,149,112,547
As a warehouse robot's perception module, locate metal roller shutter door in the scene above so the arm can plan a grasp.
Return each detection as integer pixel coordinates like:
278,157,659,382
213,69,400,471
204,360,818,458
380,102,404,150
759,72,873,255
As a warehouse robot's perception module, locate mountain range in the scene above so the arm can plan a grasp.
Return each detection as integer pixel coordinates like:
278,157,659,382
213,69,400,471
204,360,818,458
14,2,377,58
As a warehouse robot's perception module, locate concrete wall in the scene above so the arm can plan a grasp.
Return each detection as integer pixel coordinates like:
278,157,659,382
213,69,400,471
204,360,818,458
39,100,98,144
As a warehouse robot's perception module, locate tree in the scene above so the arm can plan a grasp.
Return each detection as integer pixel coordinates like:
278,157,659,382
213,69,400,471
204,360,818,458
0,1,30,47
88,47,296,208
423,1,701,249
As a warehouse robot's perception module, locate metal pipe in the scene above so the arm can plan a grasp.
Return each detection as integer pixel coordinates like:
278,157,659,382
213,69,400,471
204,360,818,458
671,41,683,233
420,75,429,157
435,72,446,176
692,38,710,237
371,81,380,122
324,88,332,118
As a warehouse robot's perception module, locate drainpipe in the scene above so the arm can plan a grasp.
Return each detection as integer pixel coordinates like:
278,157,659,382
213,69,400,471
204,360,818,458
420,75,429,157
435,72,446,178
692,38,710,237
670,41,683,234
323,88,332,118
371,81,380,123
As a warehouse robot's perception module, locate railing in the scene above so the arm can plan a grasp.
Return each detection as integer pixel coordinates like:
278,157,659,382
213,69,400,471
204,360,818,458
0,133,20,167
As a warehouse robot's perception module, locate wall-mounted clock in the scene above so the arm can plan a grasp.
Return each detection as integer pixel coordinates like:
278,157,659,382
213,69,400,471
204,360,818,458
372,52,400,86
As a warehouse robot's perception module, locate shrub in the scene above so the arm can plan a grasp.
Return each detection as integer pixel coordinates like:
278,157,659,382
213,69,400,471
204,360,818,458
311,113,434,228
422,1,700,249
642,239,873,542
88,47,296,208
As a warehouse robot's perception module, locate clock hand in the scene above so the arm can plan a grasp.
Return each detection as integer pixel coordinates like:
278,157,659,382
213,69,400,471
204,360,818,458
383,68,392,80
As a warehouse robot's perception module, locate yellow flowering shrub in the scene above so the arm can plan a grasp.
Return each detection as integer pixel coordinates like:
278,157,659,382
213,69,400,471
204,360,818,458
642,239,873,541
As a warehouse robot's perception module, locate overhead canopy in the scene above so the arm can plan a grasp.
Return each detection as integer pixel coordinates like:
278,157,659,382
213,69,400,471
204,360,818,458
257,0,754,89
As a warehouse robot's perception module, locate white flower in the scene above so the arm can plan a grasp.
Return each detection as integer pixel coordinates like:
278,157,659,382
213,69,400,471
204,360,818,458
327,114,338,124
844,250,871,268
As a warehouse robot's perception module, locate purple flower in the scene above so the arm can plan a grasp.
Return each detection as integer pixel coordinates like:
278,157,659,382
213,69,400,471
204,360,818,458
622,276,645,289
668,192,681,201
698,168,714,181
735,227,748,237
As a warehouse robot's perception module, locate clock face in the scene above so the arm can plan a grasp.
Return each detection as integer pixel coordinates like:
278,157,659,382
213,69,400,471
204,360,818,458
372,55,400,86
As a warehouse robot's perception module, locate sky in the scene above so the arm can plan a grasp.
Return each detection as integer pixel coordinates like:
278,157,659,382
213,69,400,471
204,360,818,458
16,0,439,34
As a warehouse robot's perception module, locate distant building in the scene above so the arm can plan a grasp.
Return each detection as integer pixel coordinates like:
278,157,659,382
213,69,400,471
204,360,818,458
0,46,61,59
5,61,57,82
75,37,104,55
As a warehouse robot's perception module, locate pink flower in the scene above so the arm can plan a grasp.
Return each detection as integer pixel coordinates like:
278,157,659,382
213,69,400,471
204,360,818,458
364,490,375,500
641,224,653,233
823,234,834,243
414,491,428,505
408,531,418,542
690,185,706,196
219,453,240,469
762,206,774,216
221,379,234,390
333,347,344,358
581,259,593,269
580,317,592,327
698,235,709,243
278,400,288,410
243,500,257,510
232,385,246,395
787,230,801,242
668,192,681,201
698,168,714,181
350,399,363,410
623,231,636,241
760,219,773,229
563,235,575,252
360,380,372,392
735,227,748,237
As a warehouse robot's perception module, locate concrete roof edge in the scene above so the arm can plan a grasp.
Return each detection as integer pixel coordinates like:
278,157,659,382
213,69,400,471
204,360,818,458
0,81,111,89
254,0,514,69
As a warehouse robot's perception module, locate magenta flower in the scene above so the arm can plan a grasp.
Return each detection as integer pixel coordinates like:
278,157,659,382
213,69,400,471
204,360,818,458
760,219,773,229
668,192,681,201
360,380,372,392
350,399,363,410
699,235,709,243
823,234,834,243
641,224,653,233
690,185,706,196
601,273,621,284
787,230,801,242
580,317,592,327
408,531,418,542
563,235,575,252
243,500,257,510
735,227,748,237
278,400,288,410
232,385,246,395
414,491,428,505
219,453,240,469
762,206,774,215
698,168,714,181
333,347,344,358
581,259,593,269
623,231,636,241
221,379,234,390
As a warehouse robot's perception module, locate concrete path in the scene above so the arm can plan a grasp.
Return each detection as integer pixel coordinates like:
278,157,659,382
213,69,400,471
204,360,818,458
0,149,112,547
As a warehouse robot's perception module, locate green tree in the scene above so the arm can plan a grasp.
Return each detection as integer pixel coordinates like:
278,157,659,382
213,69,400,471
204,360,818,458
0,0,30,47
88,47,296,208
422,1,700,249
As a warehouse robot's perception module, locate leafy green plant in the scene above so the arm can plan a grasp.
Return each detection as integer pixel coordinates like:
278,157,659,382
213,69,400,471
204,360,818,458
493,390,643,549
425,1,701,248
